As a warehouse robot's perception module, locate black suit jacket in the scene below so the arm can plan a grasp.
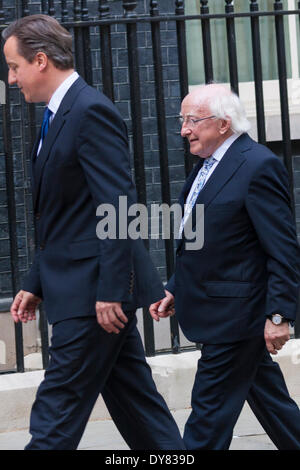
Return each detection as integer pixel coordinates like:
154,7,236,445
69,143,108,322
167,133,300,344
23,76,164,324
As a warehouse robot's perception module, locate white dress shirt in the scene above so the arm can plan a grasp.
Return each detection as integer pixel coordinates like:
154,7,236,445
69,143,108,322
37,71,79,155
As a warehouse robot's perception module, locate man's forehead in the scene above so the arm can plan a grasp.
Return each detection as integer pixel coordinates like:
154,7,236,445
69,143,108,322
4,36,18,56
4,35,16,47
180,102,210,116
4,37,26,65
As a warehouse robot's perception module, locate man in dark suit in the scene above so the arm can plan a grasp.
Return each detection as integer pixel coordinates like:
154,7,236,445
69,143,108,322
150,84,300,450
3,14,185,450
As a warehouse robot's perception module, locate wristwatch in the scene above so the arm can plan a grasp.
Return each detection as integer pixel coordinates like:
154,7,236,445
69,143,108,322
270,314,288,326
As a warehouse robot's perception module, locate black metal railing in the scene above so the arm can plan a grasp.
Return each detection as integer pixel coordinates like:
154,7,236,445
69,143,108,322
0,0,300,373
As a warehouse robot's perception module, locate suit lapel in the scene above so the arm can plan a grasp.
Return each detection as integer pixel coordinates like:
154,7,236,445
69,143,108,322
195,136,249,209
30,129,41,191
177,133,252,250
32,76,87,210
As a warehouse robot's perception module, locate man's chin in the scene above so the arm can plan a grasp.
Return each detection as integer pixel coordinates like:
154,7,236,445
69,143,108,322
24,96,34,103
188,145,208,158
189,141,201,155
188,147,198,156
189,147,203,158
20,90,32,103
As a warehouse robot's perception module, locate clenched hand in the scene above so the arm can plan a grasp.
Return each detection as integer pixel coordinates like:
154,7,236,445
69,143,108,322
96,301,128,334
10,290,41,323
149,290,175,322
264,318,290,355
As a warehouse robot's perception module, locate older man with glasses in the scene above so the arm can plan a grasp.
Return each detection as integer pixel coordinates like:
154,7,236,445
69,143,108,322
150,83,300,450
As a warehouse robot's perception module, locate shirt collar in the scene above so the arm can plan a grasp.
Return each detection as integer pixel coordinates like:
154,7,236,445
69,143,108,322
47,71,79,115
212,132,242,162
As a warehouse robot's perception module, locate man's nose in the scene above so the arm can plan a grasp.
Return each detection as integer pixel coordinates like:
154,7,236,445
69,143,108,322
181,123,191,137
8,70,16,85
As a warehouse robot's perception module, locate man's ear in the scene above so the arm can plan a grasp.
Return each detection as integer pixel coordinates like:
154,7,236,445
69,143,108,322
35,52,48,72
219,118,231,135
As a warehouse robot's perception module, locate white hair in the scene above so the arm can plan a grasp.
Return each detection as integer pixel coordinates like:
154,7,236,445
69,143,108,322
189,84,251,134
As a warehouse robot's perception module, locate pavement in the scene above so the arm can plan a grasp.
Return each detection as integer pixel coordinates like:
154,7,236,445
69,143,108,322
0,401,286,451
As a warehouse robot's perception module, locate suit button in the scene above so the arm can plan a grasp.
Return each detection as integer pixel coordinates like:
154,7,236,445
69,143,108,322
35,213,41,220
129,271,134,294
40,242,45,250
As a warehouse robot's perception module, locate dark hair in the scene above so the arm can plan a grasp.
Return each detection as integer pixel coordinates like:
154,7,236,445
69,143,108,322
2,14,74,70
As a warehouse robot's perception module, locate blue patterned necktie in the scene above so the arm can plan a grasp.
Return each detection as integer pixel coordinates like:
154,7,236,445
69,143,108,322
40,107,53,144
179,155,217,236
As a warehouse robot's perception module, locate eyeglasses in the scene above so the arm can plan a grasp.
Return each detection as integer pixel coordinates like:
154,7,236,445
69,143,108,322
178,115,216,128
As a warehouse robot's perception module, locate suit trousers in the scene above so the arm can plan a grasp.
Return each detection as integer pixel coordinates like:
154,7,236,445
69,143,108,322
25,313,185,450
184,336,300,450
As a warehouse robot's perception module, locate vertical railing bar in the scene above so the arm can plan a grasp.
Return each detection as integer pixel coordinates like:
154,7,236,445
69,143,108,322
250,0,266,145
73,0,81,21
274,0,294,207
200,0,214,83
21,0,36,253
48,0,55,16
21,0,29,17
175,0,193,177
73,1,85,79
24,2,50,370
175,0,189,99
21,2,49,368
174,0,198,351
61,0,69,23
71,1,93,85
98,1,114,101
81,0,89,21
123,9,147,220
123,0,155,356
0,30,24,371
20,3,37,159
41,0,48,15
225,0,239,95
81,2,93,86
150,1,180,354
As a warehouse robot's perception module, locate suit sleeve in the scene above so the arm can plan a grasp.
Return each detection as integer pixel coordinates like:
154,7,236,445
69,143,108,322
165,273,176,296
22,252,43,298
245,155,300,321
76,101,137,303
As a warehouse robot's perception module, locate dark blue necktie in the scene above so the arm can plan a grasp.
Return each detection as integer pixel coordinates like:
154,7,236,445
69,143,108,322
40,107,53,144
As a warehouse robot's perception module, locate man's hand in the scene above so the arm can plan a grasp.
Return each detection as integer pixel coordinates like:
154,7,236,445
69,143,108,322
149,290,175,322
10,290,41,323
264,318,290,355
96,301,128,334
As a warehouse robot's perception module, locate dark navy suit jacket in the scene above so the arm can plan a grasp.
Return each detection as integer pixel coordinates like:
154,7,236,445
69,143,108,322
23,76,164,324
166,133,300,344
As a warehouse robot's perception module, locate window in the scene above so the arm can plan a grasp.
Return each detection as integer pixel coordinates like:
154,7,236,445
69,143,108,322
185,0,300,142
